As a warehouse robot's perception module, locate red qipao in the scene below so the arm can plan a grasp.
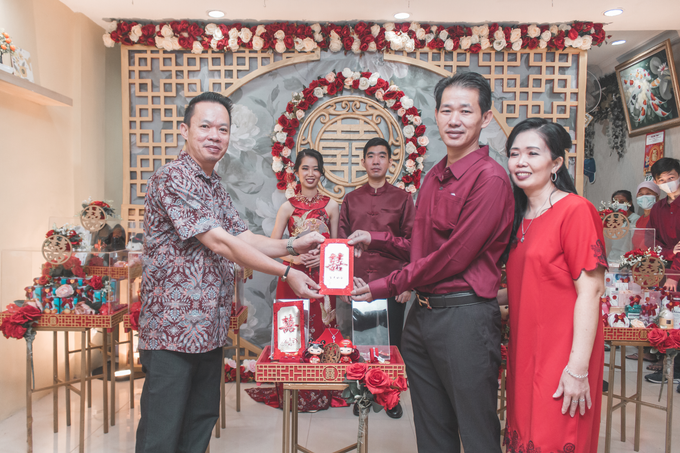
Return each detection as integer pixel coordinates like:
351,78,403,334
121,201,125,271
505,194,607,453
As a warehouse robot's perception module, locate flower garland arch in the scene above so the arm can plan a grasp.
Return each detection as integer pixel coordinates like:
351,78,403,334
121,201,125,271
271,68,428,196
103,20,607,54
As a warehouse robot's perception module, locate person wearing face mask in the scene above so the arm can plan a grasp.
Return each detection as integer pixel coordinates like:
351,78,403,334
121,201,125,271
607,190,638,265
632,181,660,250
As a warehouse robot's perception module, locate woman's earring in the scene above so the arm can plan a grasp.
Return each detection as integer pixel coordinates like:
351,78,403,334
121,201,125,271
551,172,557,182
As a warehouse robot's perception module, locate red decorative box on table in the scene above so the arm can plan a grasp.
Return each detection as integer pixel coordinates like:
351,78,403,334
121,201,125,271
319,239,354,296
255,345,406,383
604,327,650,343
1,305,127,330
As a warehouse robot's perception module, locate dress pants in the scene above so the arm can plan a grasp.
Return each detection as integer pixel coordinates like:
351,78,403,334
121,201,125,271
401,300,502,453
136,347,222,453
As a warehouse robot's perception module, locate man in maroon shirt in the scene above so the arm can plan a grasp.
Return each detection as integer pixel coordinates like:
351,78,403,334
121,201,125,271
338,137,415,418
349,73,514,452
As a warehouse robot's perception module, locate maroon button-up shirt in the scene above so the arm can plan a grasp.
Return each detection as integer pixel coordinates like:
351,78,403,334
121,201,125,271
368,146,514,299
647,196,680,271
139,151,248,354
338,182,415,283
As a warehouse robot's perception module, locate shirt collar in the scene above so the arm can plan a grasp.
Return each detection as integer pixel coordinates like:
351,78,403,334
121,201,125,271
361,181,389,195
179,150,221,184
433,145,489,182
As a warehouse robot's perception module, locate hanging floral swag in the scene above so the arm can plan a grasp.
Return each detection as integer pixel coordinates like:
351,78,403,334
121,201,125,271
584,72,627,159
271,68,427,195
102,20,607,55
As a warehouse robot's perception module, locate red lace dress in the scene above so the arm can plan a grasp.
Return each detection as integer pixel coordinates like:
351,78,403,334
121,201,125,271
505,194,607,453
246,193,345,412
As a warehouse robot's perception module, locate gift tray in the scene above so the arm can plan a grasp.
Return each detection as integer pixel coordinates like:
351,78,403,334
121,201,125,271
604,327,651,344
255,345,405,383
0,305,127,330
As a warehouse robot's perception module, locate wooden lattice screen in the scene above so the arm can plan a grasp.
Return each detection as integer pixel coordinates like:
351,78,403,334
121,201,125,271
121,47,587,234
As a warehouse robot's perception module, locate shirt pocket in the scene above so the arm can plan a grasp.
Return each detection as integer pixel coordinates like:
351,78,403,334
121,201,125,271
433,193,464,231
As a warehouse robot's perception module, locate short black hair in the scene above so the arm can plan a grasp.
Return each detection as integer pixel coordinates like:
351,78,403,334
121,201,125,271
183,92,233,127
612,190,634,214
362,137,391,160
434,72,492,113
294,149,325,177
651,157,680,180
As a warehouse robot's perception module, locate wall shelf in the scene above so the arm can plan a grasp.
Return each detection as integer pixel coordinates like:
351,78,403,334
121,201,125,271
0,68,72,107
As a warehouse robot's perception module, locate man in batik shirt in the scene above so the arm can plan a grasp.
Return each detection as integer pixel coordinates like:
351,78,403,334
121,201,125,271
136,92,323,453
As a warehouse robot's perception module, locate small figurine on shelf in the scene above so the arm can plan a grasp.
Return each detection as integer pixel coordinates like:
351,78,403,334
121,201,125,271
307,340,325,364
339,339,354,364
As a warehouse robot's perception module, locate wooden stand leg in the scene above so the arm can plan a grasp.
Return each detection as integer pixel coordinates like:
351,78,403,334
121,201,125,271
282,388,290,453
111,327,117,426
64,332,71,427
128,330,134,409
27,339,33,453
53,331,58,434
292,389,298,453
236,332,241,412
634,346,643,451
604,341,615,453
87,329,92,408
79,332,86,453
102,329,109,434
620,345,626,442
664,353,674,453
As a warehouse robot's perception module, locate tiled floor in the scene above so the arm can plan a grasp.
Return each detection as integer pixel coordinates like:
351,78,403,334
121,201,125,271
0,346,678,452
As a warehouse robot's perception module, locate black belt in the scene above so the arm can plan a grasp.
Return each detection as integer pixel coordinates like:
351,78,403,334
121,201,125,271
415,290,494,309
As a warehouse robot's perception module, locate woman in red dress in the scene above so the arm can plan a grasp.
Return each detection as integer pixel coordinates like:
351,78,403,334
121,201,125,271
504,118,607,452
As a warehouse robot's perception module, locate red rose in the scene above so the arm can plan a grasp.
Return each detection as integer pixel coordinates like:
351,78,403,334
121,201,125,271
188,23,203,38
38,275,49,285
527,38,539,50
327,84,338,96
1,319,27,339
352,79,360,89
663,336,678,351
297,100,309,111
73,266,86,278
552,36,565,49
568,28,579,41
289,118,299,128
46,230,54,238
178,36,193,49
278,116,289,128
10,306,41,325
415,125,426,137
374,388,400,410
364,368,391,395
571,22,584,33
520,25,528,36
272,143,283,154
284,137,295,149
346,362,368,380
647,328,668,350
276,180,287,190
392,376,408,392
142,24,155,37
118,22,132,35
343,37,354,50
89,276,104,290
670,329,680,345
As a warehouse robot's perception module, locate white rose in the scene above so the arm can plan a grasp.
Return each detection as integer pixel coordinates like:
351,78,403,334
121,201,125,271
272,157,284,172
275,40,287,53
460,37,472,50
281,147,292,158
329,38,343,52
409,22,420,31
131,24,143,38
510,28,521,43
274,124,283,133
397,107,406,117
425,33,435,43
161,24,174,38
386,99,396,108
325,72,336,83
228,38,239,52
276,132,287,143
313,32,323,42
406,159,416,169
431,25,438,34
444,38,454,51
407,185,417,193
417,136,429,146
470,34,480,45
103,34,115,47
252,36,264,51
550,25,559,35
564,37,573,47
368,42,377,52
172,37,182,50
439,30,449,41
344,77,353,89
558,24,571,32
400,96,414,109
239,28,253,43
412,116,422,126
494,29,505,41
527,24,540,38
311,23,322,33
340,67,352,78
358,78,370,90
383,22,395,32
286,165,294,173
368,73,380,86
375,88,385,100
330,30,340,40
481,38,491,50
511,40,522,51
191,40,203,54
580,35,593,50
294,38,304,52
106,20,118,33
471,26,482,37
205,23,218,36
296,109,305,120
352,71,361,80
404,38,416,53
405,141,417,154
479,25,489,37
213,28,224,40
390,37,404,51
228,27,239,39
256,25,266,36
572,37,584,49
403,125,415,138
160,37,173,51
416,156,424,164
351,38,361,54
371,24,381,37
274,30,285,40
313,87,325,98
541,30,552,42
493,39,506,51
416,28,426,40
396,181,405,190
385,31,397,43
539,39,548,49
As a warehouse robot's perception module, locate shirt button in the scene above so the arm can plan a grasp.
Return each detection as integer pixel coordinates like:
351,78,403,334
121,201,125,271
439,186,444,190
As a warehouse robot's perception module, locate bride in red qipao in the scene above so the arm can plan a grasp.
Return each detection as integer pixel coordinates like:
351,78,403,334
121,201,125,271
503,118,607,453
246,148,344,411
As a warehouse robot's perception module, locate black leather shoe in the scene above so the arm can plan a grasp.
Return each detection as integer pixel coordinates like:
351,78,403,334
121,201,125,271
353,403,359,416
385,402,403,419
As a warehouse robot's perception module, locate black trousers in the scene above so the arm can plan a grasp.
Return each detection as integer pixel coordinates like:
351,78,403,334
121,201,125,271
388,296,406,350
401,300,503,453
135,347,222,453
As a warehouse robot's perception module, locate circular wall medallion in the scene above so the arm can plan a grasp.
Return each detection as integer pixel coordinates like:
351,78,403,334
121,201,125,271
80,205,108,232
632,256,665,288
602,212,630,240
42,234,73,265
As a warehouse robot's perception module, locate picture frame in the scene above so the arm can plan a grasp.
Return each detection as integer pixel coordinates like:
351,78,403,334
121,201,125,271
615,39,680,137
319,239,354,296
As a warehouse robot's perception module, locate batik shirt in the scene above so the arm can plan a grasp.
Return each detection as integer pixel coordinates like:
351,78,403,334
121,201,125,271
139,151,247,353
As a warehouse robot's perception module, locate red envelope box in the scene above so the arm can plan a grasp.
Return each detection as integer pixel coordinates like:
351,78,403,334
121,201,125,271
319,239,354,295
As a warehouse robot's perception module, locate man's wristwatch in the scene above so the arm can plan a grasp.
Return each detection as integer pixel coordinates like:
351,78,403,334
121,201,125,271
281,264,291,282
287,236,299,256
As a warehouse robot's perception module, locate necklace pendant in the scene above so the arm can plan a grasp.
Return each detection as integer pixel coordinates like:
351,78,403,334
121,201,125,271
520,236,524,243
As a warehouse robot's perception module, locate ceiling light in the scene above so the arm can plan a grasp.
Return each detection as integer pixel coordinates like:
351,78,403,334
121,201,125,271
208,10,225,18
611,40,626,46
603,8,624,16
394,12,410,20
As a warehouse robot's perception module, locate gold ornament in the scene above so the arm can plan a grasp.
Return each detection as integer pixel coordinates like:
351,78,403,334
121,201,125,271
602,212,629,240
80,205,107,232
321,342,340,363
42,234,73,265
632,256,665,288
